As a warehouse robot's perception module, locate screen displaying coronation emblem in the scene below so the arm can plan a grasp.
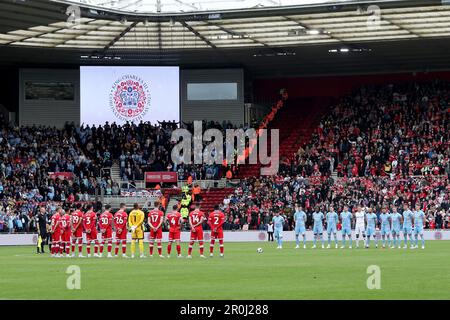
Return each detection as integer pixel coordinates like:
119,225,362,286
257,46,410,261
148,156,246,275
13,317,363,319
80,66,179,126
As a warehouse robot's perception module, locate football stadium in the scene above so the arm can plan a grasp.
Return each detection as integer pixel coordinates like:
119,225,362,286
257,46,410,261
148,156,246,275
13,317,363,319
0,0,450,303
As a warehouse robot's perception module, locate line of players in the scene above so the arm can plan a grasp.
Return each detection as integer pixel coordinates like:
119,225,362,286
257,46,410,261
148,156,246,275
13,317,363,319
272,203,426,249
48,202,226,258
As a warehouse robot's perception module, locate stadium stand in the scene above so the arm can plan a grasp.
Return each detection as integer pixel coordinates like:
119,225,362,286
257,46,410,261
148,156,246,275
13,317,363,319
217,80,450,230
0,80,449,233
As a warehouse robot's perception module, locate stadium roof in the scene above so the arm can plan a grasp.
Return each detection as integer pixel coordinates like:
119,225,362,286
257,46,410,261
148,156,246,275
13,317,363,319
0,0,449,50
0,0,449,77
54,1,356,15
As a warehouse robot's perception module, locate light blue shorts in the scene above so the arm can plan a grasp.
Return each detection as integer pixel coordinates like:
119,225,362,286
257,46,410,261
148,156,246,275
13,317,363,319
341,227,352,235
366,227,376,236
313,225,323,234
327,225,337,234
274,229,283,239
403,226,412,234
381,226,391,235
414,226,423,235
295,225,306,235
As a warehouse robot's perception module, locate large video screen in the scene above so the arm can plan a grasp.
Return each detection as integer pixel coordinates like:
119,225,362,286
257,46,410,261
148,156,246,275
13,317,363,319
80,66,179,126
25,81,75,101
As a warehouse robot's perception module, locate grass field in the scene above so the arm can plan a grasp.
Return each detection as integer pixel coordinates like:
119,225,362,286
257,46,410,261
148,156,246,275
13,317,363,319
1,242,450,300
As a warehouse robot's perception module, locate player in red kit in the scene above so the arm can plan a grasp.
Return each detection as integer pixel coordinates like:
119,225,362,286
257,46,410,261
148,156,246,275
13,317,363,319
71,203,84,257
50,207,62,257
60,209,72,257
188,203,206,258
148,201,165,258
114,203,128,258
208,205,225,258
83,204,99,258
99,204,114,258
166,204,182,258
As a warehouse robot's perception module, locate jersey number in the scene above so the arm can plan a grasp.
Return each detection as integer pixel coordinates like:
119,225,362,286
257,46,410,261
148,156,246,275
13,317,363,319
214,217,219,225
101,217,109,225
150,215,159,223
115,217,123,224
192,215,200,223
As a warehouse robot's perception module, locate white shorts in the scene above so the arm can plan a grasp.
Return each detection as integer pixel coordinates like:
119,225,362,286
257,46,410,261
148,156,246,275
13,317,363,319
355,224,366,235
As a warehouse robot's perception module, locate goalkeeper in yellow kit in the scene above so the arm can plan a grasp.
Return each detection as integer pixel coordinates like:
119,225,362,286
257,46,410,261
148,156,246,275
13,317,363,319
128,203,146,258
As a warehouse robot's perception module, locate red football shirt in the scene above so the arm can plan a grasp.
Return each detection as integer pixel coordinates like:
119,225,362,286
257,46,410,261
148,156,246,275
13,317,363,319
208,210,225,231
71,210,84,230
166,211,182,231
83,211,97,232
114,210,128,230
148,209,164,229
51,213,61,233
99,211,113,230
60,214,71,232
189,210,205,230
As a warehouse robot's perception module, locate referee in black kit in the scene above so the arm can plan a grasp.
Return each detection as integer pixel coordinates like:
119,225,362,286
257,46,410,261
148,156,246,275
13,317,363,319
35,206,49,254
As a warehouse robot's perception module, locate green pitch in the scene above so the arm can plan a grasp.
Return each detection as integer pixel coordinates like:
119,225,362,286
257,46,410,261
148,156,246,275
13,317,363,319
1,242,450,300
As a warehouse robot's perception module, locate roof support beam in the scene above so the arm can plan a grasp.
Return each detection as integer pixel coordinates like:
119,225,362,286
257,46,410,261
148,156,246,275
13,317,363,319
116,0,145,11
173,0,199,11
283,16,346,43
380,16,422,38
205,21,275,50
54,20,117,49
179,20,216,49
157,20,162,50
102,20,138,52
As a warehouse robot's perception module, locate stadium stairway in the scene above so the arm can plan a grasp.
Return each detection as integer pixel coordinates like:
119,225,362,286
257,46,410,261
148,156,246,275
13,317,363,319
163,188,181,213
110,162,121,184
235,97,332,178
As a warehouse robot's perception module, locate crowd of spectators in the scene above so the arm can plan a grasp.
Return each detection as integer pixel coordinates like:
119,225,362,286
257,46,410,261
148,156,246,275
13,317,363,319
281,81,449,180
220,81,450,231
219,174,450,231
0,115,243,232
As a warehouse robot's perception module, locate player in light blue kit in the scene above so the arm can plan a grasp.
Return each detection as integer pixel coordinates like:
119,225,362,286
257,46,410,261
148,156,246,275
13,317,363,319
402,204,414,249
365,207,378,248
272,210,285,249
390,206,403,248
312,207,325,249
326,206,339,249
340,205,353,249
379,207,392,248
293,204,307,249
413,203,425,249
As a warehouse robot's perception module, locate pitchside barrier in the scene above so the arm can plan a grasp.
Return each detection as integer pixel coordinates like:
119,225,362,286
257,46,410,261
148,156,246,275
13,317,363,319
1,230,449,246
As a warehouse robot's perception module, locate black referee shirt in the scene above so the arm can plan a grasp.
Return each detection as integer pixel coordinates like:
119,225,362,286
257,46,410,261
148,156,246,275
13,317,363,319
36,213,48,236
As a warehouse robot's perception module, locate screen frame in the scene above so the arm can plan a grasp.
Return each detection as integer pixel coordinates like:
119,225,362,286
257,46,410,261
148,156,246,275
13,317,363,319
79,65,181,127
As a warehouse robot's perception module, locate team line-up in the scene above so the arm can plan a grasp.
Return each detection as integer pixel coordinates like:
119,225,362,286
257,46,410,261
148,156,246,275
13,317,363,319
41,201,427,258
41,202,225,259
273,203,427,250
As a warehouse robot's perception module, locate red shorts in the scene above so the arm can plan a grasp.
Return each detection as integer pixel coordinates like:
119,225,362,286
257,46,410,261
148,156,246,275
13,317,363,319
115,228,127,240
85,229,98,242
211,229,224,240
72,227,83,239
52,231,61,242
61,230,71,242
169,229,181,241
101,228,113,240
190,228,204,241
150,228,163,240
